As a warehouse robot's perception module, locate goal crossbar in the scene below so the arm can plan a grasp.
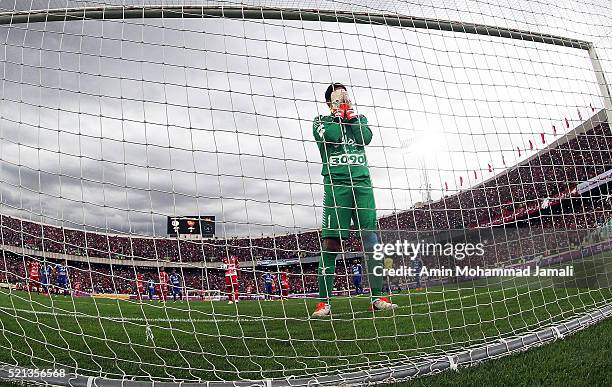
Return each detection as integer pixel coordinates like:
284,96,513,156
0,6,593,50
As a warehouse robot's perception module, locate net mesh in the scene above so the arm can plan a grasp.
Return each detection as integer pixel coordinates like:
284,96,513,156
0,0,611,384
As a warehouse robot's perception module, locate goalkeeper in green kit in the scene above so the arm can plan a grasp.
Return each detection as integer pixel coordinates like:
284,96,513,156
311,83,398,317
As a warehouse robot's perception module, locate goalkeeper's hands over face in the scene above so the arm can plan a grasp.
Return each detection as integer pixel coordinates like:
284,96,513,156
329,88,356,121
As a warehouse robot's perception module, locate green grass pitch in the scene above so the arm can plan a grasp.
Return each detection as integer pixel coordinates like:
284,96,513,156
0,256,610,383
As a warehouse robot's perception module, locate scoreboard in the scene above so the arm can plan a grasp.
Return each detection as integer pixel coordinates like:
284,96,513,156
167,216,215,238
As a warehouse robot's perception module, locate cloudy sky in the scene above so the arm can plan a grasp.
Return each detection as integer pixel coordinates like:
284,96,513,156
0,0,611,237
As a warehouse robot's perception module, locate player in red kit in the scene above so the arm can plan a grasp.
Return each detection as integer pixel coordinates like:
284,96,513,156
279,271,290,299
27,260,40,293
159,268,169,301
271,278,277,296
222,255,239,304
136,273,144,300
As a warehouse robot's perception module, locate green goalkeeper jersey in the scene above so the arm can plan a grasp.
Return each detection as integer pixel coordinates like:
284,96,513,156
312,114,373,181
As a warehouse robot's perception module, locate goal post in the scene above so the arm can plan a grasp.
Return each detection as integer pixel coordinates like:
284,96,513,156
0,1,611,386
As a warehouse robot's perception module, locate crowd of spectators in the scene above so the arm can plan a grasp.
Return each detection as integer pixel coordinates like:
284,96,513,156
0,216,324,263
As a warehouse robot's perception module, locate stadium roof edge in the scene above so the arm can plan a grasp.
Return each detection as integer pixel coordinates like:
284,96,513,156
400,108,608,215
455,108,609,195
519,108,609,169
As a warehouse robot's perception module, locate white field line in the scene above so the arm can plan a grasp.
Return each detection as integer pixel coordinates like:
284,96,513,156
0,288,513,323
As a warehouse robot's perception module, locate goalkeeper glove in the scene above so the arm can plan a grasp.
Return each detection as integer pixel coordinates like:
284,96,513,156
339,103,356,121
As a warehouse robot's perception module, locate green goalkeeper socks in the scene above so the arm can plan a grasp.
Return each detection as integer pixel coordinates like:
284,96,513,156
318,250,337,302
367,252,383,301
361,231,383,301
317,232,383,303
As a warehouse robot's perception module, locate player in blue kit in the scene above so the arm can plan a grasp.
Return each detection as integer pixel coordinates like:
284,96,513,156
56,263,69,296
147,278,156,300
170,269,183,301
351,260,363,294
40,263,52,294
262,272,274,300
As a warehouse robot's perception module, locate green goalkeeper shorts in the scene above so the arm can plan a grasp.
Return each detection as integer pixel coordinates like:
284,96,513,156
321,176,377,239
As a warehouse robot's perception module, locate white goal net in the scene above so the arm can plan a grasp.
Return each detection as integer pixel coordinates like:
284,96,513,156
0,0,611,385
